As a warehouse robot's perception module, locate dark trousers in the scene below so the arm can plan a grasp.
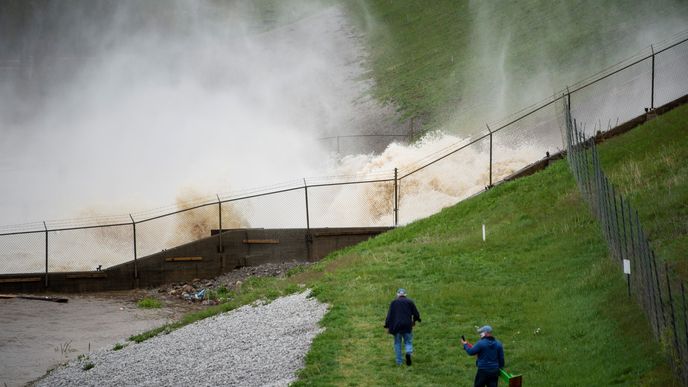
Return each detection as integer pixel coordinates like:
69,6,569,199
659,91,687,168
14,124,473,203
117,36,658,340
474,368,500,387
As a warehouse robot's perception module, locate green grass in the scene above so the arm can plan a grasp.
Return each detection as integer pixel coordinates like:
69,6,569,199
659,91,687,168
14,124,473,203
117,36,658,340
207,286,231,303
291,154,679,385
136,297,162,309
125,111,687,384
341,0,688,130
597,104,688,279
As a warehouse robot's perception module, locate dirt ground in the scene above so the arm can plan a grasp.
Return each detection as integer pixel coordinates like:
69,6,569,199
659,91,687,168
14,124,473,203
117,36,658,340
0,290,202,387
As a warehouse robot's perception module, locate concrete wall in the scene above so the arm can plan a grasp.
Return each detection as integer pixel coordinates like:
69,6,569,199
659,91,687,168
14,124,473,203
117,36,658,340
0,227,390,294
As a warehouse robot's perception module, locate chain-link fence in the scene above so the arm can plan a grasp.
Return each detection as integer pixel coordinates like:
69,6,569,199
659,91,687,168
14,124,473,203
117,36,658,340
564,98,688,384
1,33,687,293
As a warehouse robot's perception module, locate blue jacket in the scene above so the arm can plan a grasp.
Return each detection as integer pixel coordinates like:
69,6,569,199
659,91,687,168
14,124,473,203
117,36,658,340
384,296,421,334
463,336,504,370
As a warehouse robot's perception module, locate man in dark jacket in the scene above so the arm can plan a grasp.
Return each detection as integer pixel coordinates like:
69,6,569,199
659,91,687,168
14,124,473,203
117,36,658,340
384,288,421,366
462,325,505,387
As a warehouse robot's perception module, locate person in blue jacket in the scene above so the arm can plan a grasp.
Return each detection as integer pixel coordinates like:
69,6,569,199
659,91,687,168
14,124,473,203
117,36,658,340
384,288,421,366
461,325,505,387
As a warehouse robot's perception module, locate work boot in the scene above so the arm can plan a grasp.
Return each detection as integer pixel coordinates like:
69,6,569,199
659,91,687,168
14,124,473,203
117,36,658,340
405,353,412,366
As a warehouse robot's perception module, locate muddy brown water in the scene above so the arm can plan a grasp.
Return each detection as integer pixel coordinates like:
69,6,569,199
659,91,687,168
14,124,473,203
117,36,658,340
0,290,202,387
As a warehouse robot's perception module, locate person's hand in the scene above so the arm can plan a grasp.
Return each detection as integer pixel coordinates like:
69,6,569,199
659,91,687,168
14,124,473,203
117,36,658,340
460,338,467,345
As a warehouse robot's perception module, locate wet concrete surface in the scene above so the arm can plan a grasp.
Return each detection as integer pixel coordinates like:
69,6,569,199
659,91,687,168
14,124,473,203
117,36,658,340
0,290,202,387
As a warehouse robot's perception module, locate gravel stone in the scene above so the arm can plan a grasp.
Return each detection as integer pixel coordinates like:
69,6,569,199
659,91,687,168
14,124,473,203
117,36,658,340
37,291,328,387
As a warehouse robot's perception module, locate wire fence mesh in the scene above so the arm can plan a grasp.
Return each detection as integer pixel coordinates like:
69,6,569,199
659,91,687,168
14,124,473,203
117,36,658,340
135,203,219,258
397,137,490,223
654,32,688,107
564,100,688,384
570,57,653,136
227,188,306,229
0,232,45,274
494,101,566,167
48,225,134,272
307,180,395,228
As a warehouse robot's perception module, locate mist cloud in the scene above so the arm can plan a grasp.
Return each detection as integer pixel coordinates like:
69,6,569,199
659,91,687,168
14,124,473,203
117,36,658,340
0,1,400,225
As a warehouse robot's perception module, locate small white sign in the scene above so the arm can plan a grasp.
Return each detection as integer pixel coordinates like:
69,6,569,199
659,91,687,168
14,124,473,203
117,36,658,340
623,259,631,274
482,224,486,241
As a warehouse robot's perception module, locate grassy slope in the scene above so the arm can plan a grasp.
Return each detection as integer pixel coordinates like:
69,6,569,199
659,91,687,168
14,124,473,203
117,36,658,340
126,95,688,386
342,0,470,125
120,4,687,383
127,108,687,385
598,104,688,278
289,113,688,385
342,0,688,129
127,106,687,387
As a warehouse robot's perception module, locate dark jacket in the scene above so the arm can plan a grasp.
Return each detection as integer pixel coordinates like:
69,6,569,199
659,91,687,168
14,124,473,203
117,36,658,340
463,336,505,370
384,296,421,334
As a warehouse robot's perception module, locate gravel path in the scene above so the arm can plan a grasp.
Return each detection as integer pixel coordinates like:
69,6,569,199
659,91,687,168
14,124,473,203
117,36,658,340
37,291,328,387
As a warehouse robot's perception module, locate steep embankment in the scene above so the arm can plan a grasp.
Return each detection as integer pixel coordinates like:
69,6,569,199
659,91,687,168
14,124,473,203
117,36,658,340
598,104,688,278
118,106,687,386
288,107,688,385
343,0,688,132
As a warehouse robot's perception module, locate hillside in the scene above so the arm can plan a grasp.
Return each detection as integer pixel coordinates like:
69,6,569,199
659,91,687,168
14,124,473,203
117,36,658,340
115,2,688,385
342,0,688,133
285,108,688,385
126,101,687,386
598,104,688,278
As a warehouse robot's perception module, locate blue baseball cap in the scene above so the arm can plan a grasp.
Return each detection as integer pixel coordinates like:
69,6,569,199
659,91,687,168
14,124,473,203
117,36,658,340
477,325,493,334
396,288,407,296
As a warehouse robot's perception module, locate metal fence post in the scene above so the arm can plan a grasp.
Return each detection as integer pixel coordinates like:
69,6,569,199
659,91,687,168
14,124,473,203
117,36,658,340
217,195,223,253
665,263,681,364
304,179,310,232
635,214,649,312
592,143,603,219
627,202,637,294
586,137,595,201
486,124,493,188
640,227,659,336
571,119,579,184
648,245,661,337
651,251,666,329
394,168,398,227
304,179,312,260
636,213,653,318
620,197,628,267
651,45,655,110
573,126,581,188
681,282,688,362
574,124,581,185
603,177,614,255
578,131,589,198
43,221,48,287
129,214,138,280
611,185,622,262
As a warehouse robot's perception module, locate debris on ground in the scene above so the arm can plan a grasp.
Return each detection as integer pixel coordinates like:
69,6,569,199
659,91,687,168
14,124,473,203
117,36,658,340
155,261,312,305
0,294,69,303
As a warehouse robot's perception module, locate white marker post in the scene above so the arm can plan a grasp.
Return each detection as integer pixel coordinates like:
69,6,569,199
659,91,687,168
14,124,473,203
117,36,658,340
482,224,486,241
623,259,631,297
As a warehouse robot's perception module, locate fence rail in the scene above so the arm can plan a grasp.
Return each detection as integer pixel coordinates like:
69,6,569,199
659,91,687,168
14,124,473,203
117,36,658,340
564,98,688,384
